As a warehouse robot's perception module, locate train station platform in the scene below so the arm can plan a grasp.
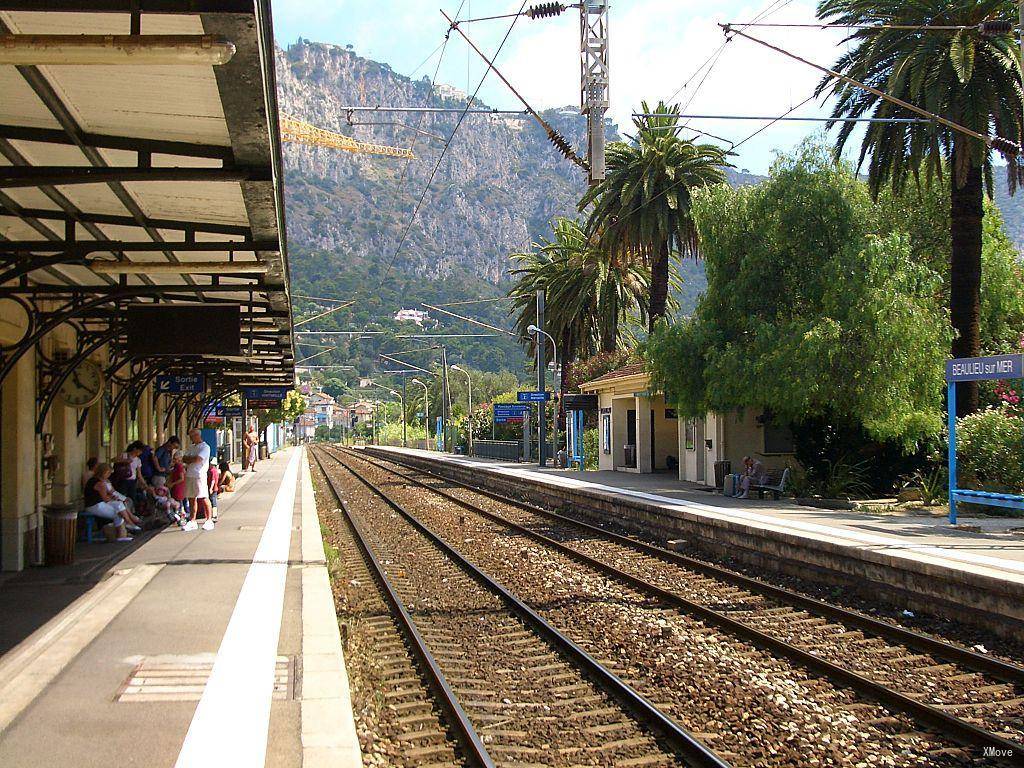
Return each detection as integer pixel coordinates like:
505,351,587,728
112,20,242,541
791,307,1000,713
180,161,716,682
367,446,1024,640
0,447,360,768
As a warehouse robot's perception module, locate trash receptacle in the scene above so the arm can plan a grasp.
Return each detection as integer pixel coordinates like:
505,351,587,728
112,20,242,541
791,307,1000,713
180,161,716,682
713,460,731,489
44,503,78,566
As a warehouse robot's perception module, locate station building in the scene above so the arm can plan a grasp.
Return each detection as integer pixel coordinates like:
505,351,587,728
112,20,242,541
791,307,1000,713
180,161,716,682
0,2,294,571
580,364,796,484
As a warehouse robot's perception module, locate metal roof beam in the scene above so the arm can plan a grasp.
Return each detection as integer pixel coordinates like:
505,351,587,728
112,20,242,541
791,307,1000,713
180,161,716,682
0,206,251,238
0,239,277,254
0,123,233,161
0,2,256,12
0,165,270,188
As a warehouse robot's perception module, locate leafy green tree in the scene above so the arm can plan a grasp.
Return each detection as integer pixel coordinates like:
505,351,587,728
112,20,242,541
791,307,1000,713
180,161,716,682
647,146,952,453
256,390,307,435
815,0,1023,414
508,217,651,369
579,101,730,331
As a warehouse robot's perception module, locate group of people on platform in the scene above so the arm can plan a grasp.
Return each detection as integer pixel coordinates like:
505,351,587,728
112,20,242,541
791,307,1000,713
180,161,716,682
81,427,242,543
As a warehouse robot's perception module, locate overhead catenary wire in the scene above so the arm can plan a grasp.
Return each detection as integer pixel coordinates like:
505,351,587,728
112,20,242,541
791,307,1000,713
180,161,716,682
637,113,931,124
421,301,524,338
724,20,1019,33
374,0,531,291
723,24,1023,156
444,9,586,168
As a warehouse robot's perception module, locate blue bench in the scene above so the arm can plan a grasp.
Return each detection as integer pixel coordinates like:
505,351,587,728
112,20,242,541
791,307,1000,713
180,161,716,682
950,489,1024,512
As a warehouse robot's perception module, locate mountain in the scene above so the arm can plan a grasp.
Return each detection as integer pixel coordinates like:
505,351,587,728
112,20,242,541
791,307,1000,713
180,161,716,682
277,40,607,284
994,166,1023,253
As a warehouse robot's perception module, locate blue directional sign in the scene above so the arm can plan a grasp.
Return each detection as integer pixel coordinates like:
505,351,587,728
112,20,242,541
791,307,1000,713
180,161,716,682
216,405,245,418
241,385,289,401
494,403,530,423
155,374,205,394
945,354,1023,382
517,390,551,403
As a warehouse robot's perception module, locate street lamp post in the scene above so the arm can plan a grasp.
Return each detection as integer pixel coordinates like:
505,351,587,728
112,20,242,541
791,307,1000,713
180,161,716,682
410,378,429,450
528,324,558,467
451,365,473,456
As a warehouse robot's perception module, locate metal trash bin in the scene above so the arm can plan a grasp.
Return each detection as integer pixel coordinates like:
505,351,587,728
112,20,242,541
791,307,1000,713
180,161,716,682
713,460,731,489
44,503,78,566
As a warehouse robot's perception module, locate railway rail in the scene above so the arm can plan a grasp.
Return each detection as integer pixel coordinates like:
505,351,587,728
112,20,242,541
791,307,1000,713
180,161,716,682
309,446,729,768
337,445,1024,767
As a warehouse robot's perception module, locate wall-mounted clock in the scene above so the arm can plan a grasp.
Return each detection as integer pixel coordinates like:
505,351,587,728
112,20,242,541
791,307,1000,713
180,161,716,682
59,358,105,408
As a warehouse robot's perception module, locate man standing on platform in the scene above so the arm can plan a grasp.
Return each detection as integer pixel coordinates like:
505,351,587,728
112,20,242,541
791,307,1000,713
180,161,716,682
182,428,213,532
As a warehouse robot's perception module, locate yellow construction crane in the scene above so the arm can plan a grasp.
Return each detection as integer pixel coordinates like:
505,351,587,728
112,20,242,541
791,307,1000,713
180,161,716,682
280,113,415,159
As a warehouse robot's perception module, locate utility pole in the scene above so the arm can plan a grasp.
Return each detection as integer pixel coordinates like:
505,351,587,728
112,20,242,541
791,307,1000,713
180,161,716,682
581,0,610,184
536,289,546,467
440,345,451,452
402,376,407,448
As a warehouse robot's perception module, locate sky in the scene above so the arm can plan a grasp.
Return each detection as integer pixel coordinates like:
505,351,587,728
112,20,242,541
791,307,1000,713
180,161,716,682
270,0,858,175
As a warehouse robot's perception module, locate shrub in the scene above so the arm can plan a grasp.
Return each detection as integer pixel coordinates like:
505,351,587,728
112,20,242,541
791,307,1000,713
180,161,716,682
582,428,599,470
955,407,1024,493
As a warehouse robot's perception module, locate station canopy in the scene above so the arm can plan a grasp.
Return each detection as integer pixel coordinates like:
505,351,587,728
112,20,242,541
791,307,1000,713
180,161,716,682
0,1,294,408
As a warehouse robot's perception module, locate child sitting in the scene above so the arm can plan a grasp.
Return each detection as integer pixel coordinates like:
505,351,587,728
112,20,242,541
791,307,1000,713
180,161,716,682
151,474,184,525
218,461,236,493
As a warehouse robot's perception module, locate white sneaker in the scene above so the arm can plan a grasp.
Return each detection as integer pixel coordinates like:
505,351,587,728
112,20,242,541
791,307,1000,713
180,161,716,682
202,519,215,531
182,520,199,532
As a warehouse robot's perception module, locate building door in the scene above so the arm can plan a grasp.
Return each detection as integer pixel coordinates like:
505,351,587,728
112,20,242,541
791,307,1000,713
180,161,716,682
626,408,637,468
694,418,705,482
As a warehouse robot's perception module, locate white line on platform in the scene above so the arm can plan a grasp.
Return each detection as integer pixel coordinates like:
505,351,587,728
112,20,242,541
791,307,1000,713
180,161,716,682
174,448,301,768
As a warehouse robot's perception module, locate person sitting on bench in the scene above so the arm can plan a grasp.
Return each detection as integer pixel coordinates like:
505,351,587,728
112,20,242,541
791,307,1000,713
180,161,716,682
733,455,766,499
84,462,134,542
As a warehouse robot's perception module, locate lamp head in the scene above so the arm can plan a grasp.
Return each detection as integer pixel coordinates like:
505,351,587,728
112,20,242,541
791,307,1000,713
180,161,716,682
411,378,423,385
451,364,463,372
527,324,539,334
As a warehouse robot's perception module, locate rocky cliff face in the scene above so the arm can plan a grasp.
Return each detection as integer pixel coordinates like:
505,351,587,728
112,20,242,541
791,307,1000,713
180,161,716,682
276,40,600,283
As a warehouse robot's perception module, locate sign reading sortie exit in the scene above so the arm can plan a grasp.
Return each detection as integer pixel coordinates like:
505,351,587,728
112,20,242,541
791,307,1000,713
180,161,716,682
945,354,1023,382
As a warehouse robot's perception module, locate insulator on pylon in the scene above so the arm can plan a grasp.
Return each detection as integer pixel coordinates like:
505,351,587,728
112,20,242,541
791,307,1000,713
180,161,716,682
526,3,566,20
978,20,1013,35
546,128,574,159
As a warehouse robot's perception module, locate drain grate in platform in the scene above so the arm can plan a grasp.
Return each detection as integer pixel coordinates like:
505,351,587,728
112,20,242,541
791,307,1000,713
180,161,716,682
117,655,294,702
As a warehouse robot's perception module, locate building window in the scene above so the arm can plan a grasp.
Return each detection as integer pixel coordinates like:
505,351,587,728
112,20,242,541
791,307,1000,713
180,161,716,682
665,409,677,420
684,419,695,450
763,421,796,454
601,414,611,454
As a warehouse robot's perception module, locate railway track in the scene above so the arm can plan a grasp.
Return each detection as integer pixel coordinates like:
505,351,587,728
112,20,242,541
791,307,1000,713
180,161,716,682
336,445,1024,767
309,446,728,768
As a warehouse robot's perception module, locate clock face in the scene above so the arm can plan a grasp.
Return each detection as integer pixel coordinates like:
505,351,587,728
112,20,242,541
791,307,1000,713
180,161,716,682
60,359,104,408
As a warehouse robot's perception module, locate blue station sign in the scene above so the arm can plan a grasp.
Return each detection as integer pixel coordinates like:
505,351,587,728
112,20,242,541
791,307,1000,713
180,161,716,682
517,390,552,403
155,374,205,394
216,405,245,418
494,403,530,423
242,385,289,401
945,354,1023,382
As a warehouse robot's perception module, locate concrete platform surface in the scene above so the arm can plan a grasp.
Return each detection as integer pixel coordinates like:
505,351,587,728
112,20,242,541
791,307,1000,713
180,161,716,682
0,447,360,768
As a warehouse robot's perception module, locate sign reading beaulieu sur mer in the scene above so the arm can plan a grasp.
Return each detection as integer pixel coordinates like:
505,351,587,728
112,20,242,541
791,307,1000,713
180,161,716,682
945,354,1024,382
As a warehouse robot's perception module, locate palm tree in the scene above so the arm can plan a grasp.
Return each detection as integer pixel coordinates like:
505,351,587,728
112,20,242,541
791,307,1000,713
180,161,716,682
507,217,651,371
579,101,730,332
815,0,1023,414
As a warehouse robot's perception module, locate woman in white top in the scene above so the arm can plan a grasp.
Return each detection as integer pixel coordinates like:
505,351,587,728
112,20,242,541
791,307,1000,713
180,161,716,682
83,463,135,540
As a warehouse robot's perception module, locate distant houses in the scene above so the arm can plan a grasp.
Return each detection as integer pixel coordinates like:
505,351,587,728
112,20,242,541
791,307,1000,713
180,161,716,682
393,308,432,327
